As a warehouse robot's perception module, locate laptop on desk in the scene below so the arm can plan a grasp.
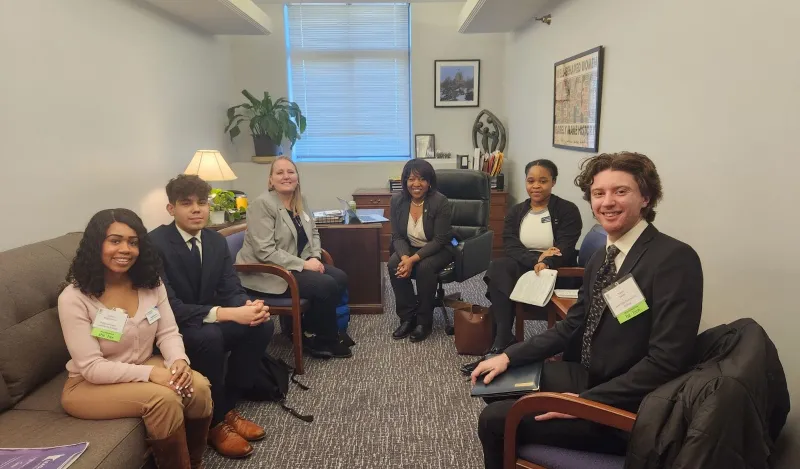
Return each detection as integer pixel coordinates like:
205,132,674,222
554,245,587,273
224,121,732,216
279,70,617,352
337,198,387,224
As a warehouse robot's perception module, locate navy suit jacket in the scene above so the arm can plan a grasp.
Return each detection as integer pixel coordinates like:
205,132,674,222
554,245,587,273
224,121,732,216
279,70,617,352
149,222,250,329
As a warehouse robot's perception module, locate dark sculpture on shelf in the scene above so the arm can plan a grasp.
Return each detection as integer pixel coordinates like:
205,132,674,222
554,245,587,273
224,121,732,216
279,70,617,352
472,109,506,154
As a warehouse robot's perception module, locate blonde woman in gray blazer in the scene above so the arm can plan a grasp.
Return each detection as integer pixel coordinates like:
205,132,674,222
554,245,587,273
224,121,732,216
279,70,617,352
236,157,352,359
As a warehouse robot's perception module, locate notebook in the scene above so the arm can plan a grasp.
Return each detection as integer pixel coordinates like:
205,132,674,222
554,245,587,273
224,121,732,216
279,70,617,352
554,289,579,299
509,269,558,307
337,198,388,224
470,361,544,399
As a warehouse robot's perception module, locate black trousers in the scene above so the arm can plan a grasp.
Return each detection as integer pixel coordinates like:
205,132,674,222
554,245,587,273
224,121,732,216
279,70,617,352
249,264,348,344
387,247,453,326
181,319,274,426
485,256,529,348
478,360,628,469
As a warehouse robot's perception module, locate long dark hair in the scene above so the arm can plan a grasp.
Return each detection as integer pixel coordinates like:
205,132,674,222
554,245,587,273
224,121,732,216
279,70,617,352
66,209,163,297
400,159,438,199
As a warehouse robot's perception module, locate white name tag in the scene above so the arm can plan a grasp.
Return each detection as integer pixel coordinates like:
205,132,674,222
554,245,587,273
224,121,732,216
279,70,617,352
145,307,161,324
602,274,649,324
91,308,128,342
303,212,310,223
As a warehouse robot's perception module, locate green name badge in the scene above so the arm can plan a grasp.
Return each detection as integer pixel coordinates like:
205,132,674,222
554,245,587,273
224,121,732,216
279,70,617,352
91,328,123,342
602,274,649,324
91,308,128,342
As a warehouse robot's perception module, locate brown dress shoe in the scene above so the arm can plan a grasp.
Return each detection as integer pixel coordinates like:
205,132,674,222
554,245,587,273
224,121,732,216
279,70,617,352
224,409,266,441
207,422,253,458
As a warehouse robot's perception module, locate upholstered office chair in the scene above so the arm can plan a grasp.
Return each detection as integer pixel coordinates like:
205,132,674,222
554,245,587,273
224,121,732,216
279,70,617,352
432,169,494,335
221,223,334,375
504,392,635,469
514,223,607,339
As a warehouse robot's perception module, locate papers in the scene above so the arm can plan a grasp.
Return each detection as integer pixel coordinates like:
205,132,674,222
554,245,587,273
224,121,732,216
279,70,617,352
554,289,579,299
509,269,558,307
0,442,89,469
313,210,344,223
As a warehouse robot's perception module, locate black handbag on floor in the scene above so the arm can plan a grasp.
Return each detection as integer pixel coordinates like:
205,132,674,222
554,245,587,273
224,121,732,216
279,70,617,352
243,352,314,423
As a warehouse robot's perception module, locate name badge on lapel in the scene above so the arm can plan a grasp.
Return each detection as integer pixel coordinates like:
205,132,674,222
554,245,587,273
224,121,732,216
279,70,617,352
145,307,161,324
91,308,128,342
303,212,310,223
602,274,649,324
541,216,551,223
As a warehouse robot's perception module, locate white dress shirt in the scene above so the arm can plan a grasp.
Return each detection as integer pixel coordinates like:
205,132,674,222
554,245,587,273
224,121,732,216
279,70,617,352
607,218,649,271
175,226,220,323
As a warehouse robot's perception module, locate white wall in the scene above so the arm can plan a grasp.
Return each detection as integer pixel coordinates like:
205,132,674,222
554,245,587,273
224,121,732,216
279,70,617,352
225,3,506,211
0,0,231,250
504,0,800,463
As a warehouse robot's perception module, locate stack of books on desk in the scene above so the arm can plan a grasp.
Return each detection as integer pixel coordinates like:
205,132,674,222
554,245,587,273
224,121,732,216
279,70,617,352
313,210,344,224
389,178,402,192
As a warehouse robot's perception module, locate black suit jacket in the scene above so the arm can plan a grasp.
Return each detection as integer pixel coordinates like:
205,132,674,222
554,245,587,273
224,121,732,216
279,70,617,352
149,222,250,329
504,224,704,412
389,190,453,261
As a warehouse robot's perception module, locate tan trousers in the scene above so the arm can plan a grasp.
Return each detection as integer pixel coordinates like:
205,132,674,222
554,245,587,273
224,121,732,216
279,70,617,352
62,355,213,440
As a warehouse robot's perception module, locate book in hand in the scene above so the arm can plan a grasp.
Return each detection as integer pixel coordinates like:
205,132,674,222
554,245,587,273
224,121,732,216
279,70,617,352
509,269,558,307
0,442,89,468
471,361,544,399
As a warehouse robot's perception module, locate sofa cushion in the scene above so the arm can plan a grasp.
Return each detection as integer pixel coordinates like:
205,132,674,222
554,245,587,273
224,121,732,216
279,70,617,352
0,409,149,469
0,233,80,409
13,372,68,413
518,444,625,469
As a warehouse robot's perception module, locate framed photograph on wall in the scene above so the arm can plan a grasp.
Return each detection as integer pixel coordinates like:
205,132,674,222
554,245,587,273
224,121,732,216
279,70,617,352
435,60,480,107
415,134,436,159
552,46,604,152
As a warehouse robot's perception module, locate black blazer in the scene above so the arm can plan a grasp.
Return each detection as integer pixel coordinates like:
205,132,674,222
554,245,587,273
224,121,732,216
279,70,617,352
503,194,582,269
504,224,704,412
149,222,250,329
389,191,452,261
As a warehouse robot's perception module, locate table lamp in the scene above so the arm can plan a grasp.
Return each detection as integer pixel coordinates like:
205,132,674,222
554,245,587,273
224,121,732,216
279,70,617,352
183,150,237,181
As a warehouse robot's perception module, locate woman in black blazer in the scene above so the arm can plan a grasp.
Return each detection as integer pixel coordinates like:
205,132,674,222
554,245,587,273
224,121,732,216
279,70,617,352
388,159,453,343
485,159,582,352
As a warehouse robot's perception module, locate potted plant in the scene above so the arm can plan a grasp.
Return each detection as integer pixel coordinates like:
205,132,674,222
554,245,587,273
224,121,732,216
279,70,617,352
208,189,236,225
224,90,307,162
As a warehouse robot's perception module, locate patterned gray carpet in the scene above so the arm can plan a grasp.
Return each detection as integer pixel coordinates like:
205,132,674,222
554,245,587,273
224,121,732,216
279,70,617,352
204,266,546,469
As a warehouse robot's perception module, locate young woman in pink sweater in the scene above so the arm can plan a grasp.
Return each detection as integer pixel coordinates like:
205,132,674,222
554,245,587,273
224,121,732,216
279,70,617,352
58,208,212,469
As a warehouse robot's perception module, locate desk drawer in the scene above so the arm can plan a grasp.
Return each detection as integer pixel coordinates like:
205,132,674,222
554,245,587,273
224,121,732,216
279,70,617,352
354,195,392,207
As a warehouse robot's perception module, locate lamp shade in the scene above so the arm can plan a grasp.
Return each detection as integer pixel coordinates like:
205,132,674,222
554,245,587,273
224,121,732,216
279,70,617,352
184,150,237,181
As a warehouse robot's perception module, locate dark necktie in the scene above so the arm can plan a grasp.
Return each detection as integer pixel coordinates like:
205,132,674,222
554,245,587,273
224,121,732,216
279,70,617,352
580,244,620,368
189,237,202,292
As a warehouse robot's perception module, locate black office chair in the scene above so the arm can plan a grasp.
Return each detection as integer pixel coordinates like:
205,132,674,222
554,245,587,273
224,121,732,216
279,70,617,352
434,169,494,335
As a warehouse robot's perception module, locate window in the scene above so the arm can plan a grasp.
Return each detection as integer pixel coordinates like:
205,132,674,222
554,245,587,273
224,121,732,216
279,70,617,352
285,3,411,161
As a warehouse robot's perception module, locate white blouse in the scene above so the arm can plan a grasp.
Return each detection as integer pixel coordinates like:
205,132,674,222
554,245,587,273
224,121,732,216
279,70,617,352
407,213,427,248
519,209,554,251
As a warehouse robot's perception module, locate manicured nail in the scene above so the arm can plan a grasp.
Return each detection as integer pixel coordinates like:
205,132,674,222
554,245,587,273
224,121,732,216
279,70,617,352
190,388,194,392
169,381,173,385
171,369,176,374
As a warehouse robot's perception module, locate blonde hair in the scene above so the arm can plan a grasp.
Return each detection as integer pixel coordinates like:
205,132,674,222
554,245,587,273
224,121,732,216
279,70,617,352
268,156,304,213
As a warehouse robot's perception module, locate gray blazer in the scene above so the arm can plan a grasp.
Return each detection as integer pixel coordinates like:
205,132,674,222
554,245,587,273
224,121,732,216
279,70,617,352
236,190,321,294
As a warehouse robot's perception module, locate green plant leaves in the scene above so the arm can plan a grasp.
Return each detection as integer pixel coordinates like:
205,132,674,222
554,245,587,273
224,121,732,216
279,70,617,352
225,89,307,147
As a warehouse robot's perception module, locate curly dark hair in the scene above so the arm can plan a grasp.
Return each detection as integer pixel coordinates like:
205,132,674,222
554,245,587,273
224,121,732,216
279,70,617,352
66,209,163,297
401,159,437,199
166,174,211,204
573,151,663,222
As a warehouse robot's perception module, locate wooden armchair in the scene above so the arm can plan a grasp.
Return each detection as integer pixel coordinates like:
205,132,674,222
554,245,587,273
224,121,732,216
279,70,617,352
504,392,636,469
220,223,333,375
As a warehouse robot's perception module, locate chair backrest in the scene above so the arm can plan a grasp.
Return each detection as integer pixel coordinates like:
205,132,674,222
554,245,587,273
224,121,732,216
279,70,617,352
578,223,608,267
435,169,490,240
225,229,246,259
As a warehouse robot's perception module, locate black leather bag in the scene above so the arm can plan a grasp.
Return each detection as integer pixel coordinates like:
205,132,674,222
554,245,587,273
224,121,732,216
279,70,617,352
243,352,314,422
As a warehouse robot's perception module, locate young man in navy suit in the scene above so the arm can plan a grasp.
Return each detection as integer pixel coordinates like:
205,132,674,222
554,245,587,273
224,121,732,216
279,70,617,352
150,175,274,459
473,152,704,469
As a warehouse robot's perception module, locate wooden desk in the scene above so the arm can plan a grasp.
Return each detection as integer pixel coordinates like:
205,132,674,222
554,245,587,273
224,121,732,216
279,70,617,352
317,222,384,314
352,187,510,261
547,295,576,323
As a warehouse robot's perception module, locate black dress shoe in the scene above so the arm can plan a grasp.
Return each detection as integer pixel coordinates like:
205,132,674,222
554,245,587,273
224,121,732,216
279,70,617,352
302,335,333,359
339,330,356,348
392,320,416,340
409,324,432,343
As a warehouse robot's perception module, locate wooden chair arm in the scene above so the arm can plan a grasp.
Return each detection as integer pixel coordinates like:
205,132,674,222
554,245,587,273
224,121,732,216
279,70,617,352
556,267,584,278
503,392,636,469
321,249,334,266
233,263,301,303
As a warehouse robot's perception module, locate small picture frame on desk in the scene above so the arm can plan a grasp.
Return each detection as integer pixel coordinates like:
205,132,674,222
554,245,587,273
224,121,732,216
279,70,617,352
415,134,436,159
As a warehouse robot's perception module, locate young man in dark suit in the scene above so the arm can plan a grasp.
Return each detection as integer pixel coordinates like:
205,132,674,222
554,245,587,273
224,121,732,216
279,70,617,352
150,175,274,459
473,152,704,469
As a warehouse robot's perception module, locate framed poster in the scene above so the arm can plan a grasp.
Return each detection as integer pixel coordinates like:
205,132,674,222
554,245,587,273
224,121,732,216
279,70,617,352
552,46,604,152
414,134,436,159
435,60,480,107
